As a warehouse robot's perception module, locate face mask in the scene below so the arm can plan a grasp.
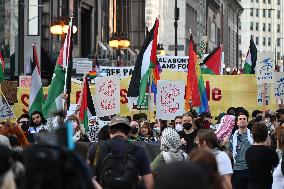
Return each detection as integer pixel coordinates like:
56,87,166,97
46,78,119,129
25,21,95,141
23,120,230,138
175,124,183,132
21,124,30,132
130,127,138,135
153,127,160,134
183,123,193,130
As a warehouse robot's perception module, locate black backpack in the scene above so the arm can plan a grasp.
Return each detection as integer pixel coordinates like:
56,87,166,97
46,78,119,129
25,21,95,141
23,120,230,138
100,142,139,189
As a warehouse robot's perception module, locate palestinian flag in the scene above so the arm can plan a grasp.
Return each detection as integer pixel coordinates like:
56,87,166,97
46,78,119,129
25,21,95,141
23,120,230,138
201,45,222,75
43,19,73,118
29,44,44,115
128,19,159,106
0,48,5,82
243,38,257,74
79,76,96,132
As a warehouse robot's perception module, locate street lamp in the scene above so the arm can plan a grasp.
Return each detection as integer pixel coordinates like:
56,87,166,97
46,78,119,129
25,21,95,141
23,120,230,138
50,17,77,42
109,32,130,66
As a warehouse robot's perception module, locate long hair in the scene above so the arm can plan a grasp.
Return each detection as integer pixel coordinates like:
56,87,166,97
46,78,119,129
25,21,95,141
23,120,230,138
189,149,224,189
30,111,47,126
0,123,30,147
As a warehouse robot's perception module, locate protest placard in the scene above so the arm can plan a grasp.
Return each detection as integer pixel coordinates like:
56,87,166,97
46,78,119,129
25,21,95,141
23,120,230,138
19,75,32,88
156,80,185,120
99,66,134,78
94,75,120,117
1,81,18,104
257,83,270,105
274,72,284,99
0,90,14,119
256,52,274,84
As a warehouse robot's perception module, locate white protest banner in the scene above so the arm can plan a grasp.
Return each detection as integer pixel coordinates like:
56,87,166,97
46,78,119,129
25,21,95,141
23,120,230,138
95,75,120,117
156,80,185,120
257,83,270,105
256,52,274,84
274,72,284,99
0,90,14,119
100,66,134,78
157,53,224,73
76,59,93,74
157,56,188,72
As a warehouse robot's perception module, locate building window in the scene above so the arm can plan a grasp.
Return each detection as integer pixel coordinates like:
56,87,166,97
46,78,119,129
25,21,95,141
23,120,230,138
278,10,280,19
250,22,254,30
268,9,271,18
278,0,280,5
277,38,280,47
263,23,266,31
256,37,259,45
268,37,271,46
263,0,265,3
251,0,253,2
250,8,253,16
277,24,280,32
256,0,259,2
263,9,266,17
256,22,259,31
268,23,271,32
263,37,266,46
277,52,281,60
268,0,271,4
256,9,259,17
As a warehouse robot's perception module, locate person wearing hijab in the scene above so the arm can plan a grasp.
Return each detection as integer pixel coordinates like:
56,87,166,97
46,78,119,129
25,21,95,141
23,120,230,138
151,127,188,175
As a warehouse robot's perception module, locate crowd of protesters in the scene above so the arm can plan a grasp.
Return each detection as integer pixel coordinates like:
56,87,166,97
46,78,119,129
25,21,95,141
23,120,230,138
1,106,284,189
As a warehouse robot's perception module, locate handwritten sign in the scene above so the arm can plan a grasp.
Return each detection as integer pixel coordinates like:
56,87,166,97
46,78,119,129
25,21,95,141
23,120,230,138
1,81,18,104
0,91,14,119
156,80,185,120
257,83,270,105
94,75,120,117
256,52,274,84
274,72,284,99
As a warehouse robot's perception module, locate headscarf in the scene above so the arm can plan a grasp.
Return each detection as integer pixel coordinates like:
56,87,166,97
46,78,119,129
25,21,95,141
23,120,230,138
161,127,182,153
160,127,188,163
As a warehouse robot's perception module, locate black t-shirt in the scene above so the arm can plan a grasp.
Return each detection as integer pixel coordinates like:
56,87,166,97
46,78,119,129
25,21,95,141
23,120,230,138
245,145,279,189
178,129,197,153
95,136,151,179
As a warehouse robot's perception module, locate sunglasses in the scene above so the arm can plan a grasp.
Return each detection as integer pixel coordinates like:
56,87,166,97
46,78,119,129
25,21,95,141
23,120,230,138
20,121,30,124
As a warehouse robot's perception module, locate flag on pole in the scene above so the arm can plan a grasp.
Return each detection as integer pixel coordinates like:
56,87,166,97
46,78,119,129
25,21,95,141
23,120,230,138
29,44,44,115
79,76,96,132
127,19,159,106
0,47,5,82
64,18,74,110
42,18,73,118
201,45,222,75
185,36,200,110
196,61,209,114
243,38,257,74
42,47,65,118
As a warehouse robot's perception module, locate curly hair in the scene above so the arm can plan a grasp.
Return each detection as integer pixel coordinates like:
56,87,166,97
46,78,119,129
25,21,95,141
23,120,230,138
0,123,30,147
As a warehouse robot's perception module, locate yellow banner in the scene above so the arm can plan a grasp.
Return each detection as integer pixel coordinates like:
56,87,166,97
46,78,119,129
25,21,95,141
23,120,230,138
12,71,277,120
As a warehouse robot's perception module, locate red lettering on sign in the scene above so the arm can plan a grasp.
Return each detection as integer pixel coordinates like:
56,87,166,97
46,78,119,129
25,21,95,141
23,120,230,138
21,94,29,114
212,88,222,101
120,89,128,104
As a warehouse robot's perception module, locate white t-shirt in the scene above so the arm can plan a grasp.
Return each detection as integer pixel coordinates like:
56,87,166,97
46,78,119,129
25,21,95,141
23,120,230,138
215,151,233,176
272,159,284,189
